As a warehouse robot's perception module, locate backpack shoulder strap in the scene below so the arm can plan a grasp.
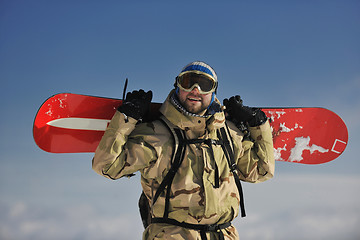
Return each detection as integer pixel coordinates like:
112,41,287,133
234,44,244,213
153,116,187,219
217,124,246,217
152,117,246,218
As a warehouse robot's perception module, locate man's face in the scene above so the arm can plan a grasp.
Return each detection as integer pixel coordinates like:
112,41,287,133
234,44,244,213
177,87,213,114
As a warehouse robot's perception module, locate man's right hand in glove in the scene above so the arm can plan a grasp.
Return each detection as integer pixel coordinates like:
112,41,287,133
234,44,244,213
223,95,267,127
118,89,153,120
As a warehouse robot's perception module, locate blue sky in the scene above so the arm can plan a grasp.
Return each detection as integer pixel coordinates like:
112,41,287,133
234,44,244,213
1,0,359,239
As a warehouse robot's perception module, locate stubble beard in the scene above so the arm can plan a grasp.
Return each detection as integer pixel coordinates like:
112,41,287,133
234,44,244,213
180,94,210,115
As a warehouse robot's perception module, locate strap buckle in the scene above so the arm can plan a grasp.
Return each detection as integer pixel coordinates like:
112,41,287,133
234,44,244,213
205,224,220,232
230,163,237,172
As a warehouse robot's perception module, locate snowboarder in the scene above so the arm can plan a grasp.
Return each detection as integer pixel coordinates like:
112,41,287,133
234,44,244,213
92,61,275,240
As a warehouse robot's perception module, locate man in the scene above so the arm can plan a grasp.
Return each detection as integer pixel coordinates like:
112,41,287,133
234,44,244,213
92,61,275,240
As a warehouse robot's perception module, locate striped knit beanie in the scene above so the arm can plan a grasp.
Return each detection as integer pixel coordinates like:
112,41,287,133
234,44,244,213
179,61,217,82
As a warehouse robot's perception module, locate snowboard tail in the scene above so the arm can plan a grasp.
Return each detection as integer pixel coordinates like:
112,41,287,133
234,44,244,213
33,93,348,164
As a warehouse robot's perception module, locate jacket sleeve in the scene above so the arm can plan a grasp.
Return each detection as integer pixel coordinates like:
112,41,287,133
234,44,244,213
92,111,157,180
234,120,275,183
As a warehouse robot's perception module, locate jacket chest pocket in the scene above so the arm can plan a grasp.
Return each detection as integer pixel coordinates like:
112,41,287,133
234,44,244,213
201,144,226,188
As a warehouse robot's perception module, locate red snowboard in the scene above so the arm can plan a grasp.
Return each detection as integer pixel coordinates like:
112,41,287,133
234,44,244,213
33,93,348,164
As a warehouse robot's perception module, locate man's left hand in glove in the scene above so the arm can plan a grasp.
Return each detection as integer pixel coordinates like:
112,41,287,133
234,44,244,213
223,95,267,127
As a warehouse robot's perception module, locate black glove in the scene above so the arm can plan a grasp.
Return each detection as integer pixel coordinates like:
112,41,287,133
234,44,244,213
118,89,153,120
223,95,267,127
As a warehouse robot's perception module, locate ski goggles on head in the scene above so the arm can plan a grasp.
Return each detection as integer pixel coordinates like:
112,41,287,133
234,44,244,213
176,71,217,94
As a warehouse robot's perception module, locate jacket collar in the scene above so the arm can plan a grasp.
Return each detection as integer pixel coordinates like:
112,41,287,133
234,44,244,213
159,90,226,132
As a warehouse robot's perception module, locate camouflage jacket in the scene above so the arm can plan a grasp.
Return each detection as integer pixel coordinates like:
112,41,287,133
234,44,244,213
92,92,275,239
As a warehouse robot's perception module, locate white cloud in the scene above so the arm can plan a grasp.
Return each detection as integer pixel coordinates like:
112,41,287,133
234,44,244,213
9,202,27,219
234,173,360,240
1,173,359,240
236,207,360,240
0,202,144,240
